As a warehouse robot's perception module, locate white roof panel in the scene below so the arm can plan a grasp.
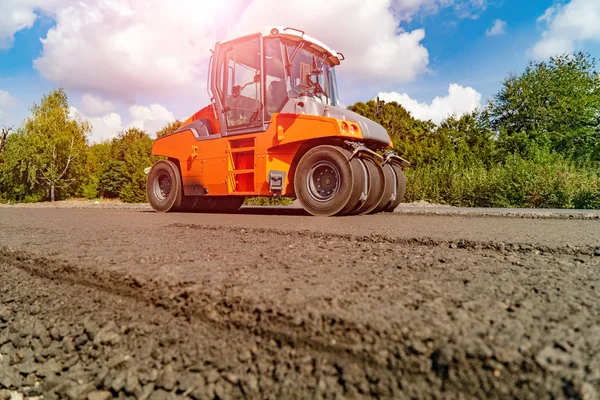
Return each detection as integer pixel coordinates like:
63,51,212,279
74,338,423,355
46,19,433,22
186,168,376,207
220,26,343,64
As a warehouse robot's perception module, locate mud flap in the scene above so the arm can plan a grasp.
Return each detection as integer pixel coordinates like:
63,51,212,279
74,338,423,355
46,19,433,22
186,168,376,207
381,153,410,205
268,170,286,196
357,158,368,203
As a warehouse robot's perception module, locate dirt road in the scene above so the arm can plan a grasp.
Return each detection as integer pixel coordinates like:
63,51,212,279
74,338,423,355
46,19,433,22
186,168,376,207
1,207,599,399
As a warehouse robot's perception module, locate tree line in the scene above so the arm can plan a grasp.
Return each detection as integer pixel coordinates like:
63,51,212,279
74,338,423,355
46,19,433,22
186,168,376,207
0,90,183,203
352,52,599,208
0,52,598,208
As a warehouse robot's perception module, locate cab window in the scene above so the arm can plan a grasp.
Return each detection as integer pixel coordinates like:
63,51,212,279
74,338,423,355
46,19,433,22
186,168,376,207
264,38,288,117
219,37,262,130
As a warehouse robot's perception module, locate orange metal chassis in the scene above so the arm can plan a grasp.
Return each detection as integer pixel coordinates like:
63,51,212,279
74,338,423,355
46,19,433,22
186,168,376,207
152,110,392,198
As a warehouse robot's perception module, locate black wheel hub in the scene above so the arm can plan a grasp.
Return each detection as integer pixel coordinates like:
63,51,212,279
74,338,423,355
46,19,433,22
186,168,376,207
307,161,340,202
154,171,172,201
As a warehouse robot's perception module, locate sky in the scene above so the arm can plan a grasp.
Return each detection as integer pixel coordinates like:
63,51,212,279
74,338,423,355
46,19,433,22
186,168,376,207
0,0,599,143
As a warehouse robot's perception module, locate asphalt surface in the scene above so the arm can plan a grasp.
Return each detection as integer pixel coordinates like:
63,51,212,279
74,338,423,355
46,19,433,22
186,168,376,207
0,207,599,399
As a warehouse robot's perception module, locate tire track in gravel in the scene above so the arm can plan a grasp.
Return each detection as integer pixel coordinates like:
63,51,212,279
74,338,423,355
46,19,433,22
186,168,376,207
0,245,388,368
2,221,600,398
2,261,395,399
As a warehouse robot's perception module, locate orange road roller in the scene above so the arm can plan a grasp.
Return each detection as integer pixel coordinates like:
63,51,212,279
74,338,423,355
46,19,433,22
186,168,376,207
146,26,410,216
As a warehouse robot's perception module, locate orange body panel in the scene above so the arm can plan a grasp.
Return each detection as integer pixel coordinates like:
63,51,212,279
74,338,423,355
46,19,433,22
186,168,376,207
180,104,221,133
152,113,370,197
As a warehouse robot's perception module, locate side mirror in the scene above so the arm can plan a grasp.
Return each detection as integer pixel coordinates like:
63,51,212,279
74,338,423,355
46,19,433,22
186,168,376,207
300,62,311,89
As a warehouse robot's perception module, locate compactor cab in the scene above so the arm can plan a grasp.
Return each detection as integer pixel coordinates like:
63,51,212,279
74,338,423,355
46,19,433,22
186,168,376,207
147,27,410,216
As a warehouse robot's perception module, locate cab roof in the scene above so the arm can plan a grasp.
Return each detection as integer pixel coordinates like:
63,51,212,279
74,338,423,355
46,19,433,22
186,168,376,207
219,26,344,66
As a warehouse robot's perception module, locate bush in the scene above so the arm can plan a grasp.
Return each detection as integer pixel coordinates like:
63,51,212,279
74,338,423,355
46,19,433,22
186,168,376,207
405,150,599,209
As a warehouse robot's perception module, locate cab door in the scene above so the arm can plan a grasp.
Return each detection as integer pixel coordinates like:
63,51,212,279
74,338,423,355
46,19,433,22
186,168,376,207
212,35,266,136
202,35,266,195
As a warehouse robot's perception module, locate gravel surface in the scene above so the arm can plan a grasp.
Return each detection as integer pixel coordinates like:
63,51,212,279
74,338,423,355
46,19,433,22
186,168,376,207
0,208,599,399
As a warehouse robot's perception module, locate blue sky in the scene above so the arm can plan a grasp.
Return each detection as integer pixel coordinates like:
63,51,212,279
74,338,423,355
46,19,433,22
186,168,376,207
396,0,595,101
0,0,599,140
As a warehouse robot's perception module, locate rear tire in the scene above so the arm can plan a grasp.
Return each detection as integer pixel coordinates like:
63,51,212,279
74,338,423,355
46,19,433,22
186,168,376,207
383,164,406,212
294,145,361,216
147,160,183,212
370,163,395,214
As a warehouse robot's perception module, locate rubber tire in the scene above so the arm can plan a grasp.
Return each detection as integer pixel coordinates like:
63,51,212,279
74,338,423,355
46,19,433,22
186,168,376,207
370,163,395,214
294,145,362,217
338,154,367,216
354,158,385,215
193,196,246,213
383,164,407,212
146,160,183,213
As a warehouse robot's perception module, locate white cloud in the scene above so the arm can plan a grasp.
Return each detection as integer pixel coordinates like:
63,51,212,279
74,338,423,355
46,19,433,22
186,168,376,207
531,0,600,59
89,112,123,143
0,0,65,49
70,102,175,144
232,0,429,84
6,0,443,98
0,90,16,123
391,0,488,21
378,83,481,124
2,0,489,108
0,0,38,49
453,0,488,19
486,19,506,36
32,0,241,101
129,104,175,136
70,106,123,144
81,94,114,117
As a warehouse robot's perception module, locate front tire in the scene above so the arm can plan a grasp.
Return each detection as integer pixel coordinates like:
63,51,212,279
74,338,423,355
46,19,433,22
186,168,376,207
383,164,406,212
354,158,385,215
294,145,362,216
146,160,183,212
370,163,395,214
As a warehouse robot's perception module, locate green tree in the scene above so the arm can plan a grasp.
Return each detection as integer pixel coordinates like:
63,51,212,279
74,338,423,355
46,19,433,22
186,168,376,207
486,52,600,162
349,100,496,167
156,119,182,138
0,129,39,201
97,128,156,202
117,128,155,202
80,140,112,199
1,89,90,202
99,159,126,198
435,112,495,167
348,99,436,166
